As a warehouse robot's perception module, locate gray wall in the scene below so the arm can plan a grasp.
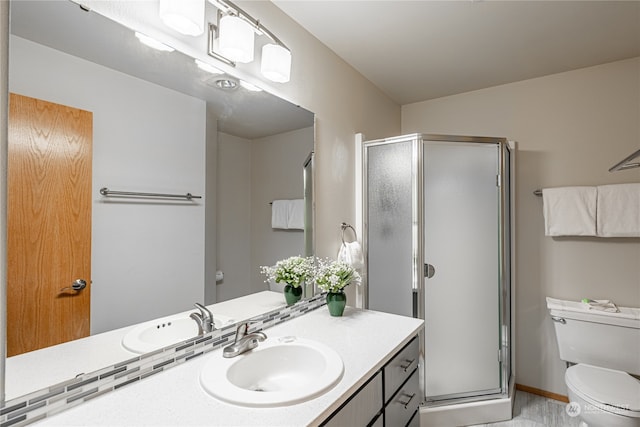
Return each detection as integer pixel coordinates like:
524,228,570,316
250,127,314,294
402,57,640,395
216,132,252,302
216,127,313,301
9,36,207,334
204,107,219,306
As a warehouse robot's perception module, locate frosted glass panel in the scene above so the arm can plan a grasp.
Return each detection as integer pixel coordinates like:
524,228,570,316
423,141,500,398
367,140,414,317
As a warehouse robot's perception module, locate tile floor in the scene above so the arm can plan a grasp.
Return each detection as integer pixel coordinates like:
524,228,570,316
470,390,581,427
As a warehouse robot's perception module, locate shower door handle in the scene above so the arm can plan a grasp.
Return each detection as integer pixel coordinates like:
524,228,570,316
424,263,435,279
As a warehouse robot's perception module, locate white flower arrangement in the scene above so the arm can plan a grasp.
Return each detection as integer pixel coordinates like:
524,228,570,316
260,256,314,288
314,258,361,293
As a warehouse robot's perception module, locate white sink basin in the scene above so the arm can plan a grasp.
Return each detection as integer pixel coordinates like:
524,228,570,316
122,312,235,354
200,336,344,407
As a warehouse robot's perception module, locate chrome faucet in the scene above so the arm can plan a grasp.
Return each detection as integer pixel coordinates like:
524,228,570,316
190,303,216,335
223,322,267,358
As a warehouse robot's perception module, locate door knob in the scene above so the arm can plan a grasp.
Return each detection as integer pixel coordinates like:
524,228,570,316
60,279,87,292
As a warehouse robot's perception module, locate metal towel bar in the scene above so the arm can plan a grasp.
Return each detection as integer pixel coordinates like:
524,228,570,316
99,187,202,200
341,222,357,244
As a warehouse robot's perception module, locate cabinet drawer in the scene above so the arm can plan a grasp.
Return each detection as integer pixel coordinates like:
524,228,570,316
323,371,383,427
385,368,420,427
384,336,419,403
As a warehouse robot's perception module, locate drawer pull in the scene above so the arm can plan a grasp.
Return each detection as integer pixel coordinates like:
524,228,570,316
399,358,416,372
398,392,416,409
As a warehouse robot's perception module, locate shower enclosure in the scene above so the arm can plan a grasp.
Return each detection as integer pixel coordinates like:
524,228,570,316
362,134,514,420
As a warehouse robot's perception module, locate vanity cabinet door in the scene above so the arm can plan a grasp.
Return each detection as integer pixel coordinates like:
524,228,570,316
384,336,419,404
385,368,420,427
322,371,383,427
370,413,384,427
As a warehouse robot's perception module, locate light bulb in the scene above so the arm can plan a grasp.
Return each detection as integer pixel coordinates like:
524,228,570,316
218,15,254,63
195,59,223,75
159,0,204,36
261,44,291,83
135,32,174,52
239,80,262,92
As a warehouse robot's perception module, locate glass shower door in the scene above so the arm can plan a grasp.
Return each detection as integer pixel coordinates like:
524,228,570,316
366,138,416,317
423,141,501,400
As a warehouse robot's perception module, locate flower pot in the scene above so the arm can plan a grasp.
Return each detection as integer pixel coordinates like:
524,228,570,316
326,291,347,317
283,284,303,306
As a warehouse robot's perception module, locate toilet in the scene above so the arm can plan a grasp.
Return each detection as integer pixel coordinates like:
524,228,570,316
547,297,640,427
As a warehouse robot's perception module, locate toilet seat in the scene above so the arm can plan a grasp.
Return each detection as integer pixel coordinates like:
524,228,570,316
565,364,640,418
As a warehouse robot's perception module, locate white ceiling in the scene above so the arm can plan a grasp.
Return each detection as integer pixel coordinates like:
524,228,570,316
10,0,314,140
273,1,640,105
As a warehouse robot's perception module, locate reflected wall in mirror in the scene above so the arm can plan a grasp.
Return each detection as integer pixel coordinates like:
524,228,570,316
5,0,314,399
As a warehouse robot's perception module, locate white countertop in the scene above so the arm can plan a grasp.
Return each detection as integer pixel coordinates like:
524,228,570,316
36,307,423,426
6,291,286,400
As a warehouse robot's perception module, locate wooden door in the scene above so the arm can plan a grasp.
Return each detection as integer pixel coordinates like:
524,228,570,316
7,93,93,356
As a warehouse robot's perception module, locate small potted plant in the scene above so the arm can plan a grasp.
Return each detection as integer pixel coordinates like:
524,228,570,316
261,256,314,306
314,258,361,316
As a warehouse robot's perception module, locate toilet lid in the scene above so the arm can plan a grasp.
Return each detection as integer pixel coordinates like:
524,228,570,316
566,364,640,412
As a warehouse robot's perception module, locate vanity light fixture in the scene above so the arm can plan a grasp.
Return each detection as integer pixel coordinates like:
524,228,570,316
239,80,262,92
261,43,291,83
195,59,223,74
218,14,254,63
207,0,292,83
159,0,205,36
134,32,175,52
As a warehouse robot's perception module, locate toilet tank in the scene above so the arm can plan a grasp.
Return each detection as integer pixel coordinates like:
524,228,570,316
546,297,640,375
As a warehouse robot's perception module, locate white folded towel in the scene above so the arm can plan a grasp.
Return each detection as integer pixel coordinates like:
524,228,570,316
271,200,289,229
546,297,639,320
596,183,640,237
542,186,597,236
337,241,365,269
581,299,620,313
287,199,305,230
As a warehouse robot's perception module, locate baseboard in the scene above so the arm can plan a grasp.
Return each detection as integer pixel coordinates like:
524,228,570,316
515,383,568,403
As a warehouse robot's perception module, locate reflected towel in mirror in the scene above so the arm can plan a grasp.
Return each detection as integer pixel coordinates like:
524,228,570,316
271,200,289,229
287,199,305,230
271,199,304,230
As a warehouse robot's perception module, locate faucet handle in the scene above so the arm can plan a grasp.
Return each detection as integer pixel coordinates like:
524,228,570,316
235,322,249,341
193,303,216,333
190,312,205,335
194,303,212,319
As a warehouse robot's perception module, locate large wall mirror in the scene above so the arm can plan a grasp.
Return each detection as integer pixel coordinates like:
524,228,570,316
5,0,314,400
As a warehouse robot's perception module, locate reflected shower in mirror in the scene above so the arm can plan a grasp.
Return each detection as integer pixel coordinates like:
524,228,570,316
5,0,314,399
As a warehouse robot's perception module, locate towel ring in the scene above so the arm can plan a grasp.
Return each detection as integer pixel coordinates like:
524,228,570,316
341,222,357,244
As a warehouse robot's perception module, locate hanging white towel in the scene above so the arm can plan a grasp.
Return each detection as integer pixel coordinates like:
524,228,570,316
271,200,289,229
287,199,305,230
337,241,365,269
596,183,640,237
542,186,597,236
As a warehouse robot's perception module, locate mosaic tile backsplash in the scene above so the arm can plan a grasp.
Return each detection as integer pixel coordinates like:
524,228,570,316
0,294,327,427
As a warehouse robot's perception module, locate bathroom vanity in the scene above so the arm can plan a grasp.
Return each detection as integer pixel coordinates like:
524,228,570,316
5,291,286,400
322,336,420,426
24,303,422,426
